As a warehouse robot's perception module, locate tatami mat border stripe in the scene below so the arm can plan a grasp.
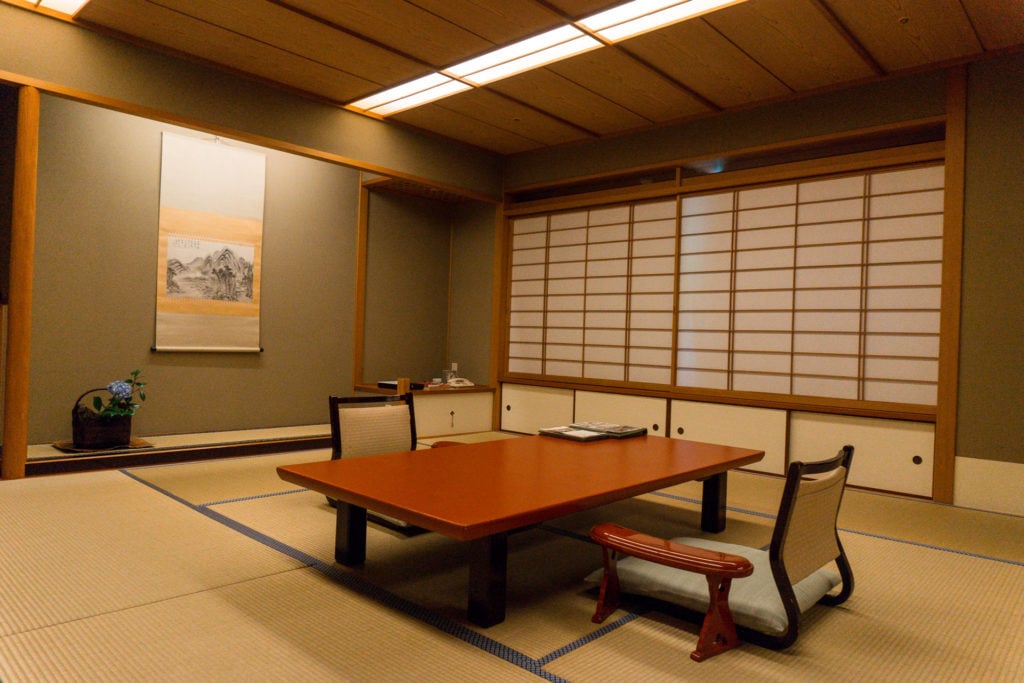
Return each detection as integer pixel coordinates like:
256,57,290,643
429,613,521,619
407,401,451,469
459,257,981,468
119,468,569,682
537,612,643,666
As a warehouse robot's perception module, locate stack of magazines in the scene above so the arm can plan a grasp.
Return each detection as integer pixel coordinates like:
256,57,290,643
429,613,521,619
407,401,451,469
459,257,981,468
538,421,647,442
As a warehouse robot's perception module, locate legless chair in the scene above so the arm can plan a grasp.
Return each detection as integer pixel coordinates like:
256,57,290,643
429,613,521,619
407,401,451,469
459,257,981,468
326,393,420,532
589,445,854,661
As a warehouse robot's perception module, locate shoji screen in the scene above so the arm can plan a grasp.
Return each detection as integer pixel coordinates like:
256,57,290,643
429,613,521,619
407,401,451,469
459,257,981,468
508,200,676,382
508,162,943,408
676,163,943,404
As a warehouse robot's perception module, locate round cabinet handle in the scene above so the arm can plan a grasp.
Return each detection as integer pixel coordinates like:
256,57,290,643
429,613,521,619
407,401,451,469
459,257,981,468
652,424,660,432
912,455,923,465
676,426,685,435
505,404,511,411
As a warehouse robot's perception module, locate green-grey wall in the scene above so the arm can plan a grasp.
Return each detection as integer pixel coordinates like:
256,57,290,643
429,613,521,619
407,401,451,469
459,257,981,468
30,96,360,441
449,201,496,385
362,193,495,386
362,191,450,384
958,54,1024,465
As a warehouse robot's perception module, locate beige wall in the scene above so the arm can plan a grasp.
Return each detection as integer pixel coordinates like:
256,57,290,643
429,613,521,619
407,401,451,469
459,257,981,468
958,54,1024,465
28,96,363,441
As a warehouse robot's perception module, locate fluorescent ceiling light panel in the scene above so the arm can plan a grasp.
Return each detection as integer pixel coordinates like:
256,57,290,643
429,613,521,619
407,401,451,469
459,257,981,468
456,35,601,86
38,0,91,14
370,80,472,116
447,25,588,79
349,72,453,112
581,0,747,42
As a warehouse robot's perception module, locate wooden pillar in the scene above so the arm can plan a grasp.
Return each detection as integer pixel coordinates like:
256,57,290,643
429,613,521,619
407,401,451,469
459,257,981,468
933,66,967,503
2,86,39,480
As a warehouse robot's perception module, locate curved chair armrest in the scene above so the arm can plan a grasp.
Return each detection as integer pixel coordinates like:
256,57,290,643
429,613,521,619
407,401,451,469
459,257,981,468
590,523,753,578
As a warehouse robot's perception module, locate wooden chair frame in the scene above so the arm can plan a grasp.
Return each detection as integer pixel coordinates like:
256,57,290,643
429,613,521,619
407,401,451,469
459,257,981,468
590,445,855,661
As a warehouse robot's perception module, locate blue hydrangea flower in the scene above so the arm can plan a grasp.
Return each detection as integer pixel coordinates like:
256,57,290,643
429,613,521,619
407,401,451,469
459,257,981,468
107,381,133,402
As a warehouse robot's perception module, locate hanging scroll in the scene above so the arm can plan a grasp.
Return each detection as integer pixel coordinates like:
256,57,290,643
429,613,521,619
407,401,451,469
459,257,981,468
154,132,265,352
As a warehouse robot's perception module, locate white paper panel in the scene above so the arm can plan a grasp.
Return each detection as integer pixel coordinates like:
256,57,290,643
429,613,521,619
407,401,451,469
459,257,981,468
797,220,863,245
549,211,586,229
589,223,628,242
548,227,586,245
584,363,624,381
794,332,860,354
585,346,625,363
629,329,672,346
633,218,676,239
590,205,630,224
734,331,791,352
546,360,582,377
634,200,676,221
676,368,728,389
545,328,581,344
545,344,582,361
681,192,732,215
739,183,796,208
798,175,864,202
513,216,547,233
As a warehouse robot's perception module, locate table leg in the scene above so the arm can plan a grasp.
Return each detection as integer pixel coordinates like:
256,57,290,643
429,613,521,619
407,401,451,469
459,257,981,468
335,502,367,565
701,472,728,533
467,533,508,627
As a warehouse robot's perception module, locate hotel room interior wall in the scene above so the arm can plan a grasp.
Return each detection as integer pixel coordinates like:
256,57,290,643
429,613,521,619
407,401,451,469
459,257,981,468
27,95,360,443
447,201,498,385
361,191,449,384
953,53,1024,512
0,3,502,199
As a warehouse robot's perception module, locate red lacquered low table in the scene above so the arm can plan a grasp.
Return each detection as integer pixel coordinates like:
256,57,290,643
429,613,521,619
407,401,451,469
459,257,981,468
277,434,763,627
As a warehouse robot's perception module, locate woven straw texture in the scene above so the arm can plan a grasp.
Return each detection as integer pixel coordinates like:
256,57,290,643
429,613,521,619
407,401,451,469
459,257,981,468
1,448,1022,681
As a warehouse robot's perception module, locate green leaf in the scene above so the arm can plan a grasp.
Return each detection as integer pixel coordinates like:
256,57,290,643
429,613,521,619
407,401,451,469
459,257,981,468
93,396,103,412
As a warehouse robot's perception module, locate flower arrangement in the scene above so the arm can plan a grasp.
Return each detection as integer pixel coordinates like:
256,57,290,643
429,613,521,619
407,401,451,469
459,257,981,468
90,369,147,417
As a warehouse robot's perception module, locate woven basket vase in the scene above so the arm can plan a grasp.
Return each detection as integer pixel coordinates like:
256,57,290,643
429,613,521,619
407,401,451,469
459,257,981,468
72,388,132,449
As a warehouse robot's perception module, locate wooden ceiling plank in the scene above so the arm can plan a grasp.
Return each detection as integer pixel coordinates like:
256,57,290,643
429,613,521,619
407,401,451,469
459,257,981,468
823,0,984,71
705,0,878,90
546,48,713,123
490,68,651,135
76,0,378,102
622,20,791,108
109,0,428,86
406,0,565,43
957,0,1024,51
278,0,493,67
431,87,596,145
393,101,572,154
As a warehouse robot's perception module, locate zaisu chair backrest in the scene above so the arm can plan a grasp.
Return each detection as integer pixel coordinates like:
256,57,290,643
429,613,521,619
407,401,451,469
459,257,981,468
328,393,417,460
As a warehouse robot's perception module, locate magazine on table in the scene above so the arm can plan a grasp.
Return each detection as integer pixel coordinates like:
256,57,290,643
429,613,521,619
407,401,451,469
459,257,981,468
538,422,647,442
569,421,647,438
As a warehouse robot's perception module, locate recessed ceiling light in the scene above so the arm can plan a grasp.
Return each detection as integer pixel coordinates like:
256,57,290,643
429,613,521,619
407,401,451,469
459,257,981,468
37,0,91,15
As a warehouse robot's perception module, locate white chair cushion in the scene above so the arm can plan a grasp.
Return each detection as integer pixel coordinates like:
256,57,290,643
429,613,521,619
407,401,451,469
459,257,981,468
585,537,840,635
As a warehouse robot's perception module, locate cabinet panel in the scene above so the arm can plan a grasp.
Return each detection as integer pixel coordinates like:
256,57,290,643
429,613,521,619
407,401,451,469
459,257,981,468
414,391,492,437
789,412,933,497
500,383,574,434
670,400,787,474
574,391,667,436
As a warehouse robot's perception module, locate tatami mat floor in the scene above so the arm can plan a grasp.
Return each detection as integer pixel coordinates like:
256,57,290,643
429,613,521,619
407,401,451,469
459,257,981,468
1,447,1022,681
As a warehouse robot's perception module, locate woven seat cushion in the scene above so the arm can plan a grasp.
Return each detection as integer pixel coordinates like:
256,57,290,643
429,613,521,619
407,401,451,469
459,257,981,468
586,537,840,635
